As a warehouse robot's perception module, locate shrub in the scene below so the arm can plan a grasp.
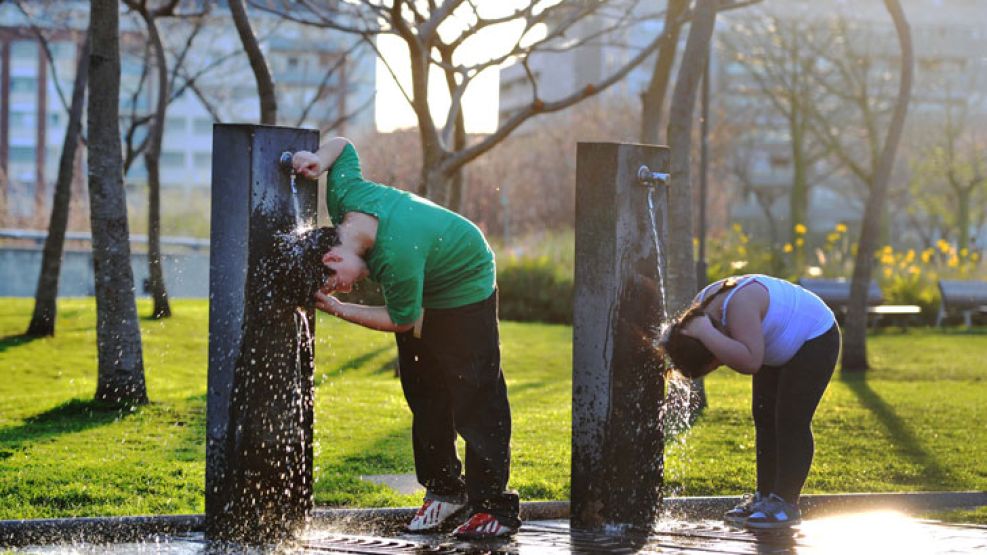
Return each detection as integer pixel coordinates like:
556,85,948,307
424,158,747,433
333,249,577,325
496,255,574,324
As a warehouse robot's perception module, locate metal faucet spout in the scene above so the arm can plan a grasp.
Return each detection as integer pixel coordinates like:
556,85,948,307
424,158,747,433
637,165,670,187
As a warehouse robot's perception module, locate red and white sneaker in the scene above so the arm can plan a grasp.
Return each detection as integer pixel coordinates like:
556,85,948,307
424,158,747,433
452,512,517,539
406,499,466,532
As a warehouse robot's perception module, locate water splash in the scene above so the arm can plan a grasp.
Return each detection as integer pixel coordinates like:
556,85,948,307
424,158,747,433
209,226,335,542
293,307,313,497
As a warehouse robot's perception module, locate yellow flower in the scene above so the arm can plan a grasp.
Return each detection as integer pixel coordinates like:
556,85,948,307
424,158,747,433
796,238,805,247
784,243,793,253
948,255,959,268
732,223,743,233
881,245,893,255
835,223,848,233
921,249,933,264
960,248,969,257
972,252,981,262
908,265,920,275
883,267,893,278
905,249,915,263
738,245,748,256
826,233,840,244
794,223,807,235
937,239,951,253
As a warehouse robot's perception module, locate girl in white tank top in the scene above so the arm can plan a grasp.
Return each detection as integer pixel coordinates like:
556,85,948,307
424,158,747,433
659,274,841,530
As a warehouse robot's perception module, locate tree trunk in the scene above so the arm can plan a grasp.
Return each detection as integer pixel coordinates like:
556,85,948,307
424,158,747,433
144,14,171,319
423,165,454,208
957,187,971,253
666,1,719,414
790,115,808,270
229,0,277,124
26,30,91,337
639,0,688,145
665,0,718,315
88,0,148,405
842,0,912,372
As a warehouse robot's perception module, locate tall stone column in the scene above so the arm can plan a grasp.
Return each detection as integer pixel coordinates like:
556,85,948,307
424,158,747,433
206,124,326,541
571,142,671,531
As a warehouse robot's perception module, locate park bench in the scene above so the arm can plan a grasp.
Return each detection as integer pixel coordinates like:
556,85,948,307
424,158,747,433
798,278,922,327
936,279,987,327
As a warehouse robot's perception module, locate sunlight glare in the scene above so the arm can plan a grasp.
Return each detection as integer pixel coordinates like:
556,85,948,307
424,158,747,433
799,511,938,554
375,1,553,133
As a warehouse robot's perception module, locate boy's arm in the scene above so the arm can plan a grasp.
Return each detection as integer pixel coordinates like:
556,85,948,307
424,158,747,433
314,290,415,333
292,137,352,179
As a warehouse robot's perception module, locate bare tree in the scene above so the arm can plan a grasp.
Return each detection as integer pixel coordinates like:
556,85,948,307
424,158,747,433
88,0,148,405
229,0,277,124
662,0,718,412
840,0,913,371
908,94,987,252
252,0,671,210
639,0,688,145
27,30,91,337
665,0,718,314
121,0,197,319
119,1,211,319
719,12,830,265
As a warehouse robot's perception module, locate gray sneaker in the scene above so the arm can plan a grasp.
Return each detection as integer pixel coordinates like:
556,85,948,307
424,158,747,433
744,493,801,529
723,492,762,524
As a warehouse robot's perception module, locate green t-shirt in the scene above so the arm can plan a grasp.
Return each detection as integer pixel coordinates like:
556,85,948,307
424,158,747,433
326,143,496,325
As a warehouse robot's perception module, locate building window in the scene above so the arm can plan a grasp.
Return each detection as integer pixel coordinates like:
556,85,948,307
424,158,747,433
161,151,185,168
166,116,186,132
193,118,212,134
194,152,211,168
10,111,37,128
10,146,36,162
11,41,38,61
10,77,38,93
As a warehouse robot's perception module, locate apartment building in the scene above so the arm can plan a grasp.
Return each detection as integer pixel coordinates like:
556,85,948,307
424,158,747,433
0,1,375,220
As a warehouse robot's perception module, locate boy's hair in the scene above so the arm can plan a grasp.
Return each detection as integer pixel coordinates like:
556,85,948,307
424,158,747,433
274,226,340,306
659,278,739,379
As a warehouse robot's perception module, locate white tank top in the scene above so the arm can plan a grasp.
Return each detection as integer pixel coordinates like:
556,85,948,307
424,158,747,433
699,275,835,366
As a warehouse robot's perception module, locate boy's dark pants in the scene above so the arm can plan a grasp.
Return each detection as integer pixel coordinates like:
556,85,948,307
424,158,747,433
752,323,841,503
395,290,520,527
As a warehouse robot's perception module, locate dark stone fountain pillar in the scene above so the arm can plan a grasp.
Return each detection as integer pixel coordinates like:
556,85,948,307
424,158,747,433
571,142,671,531
206,124,326,542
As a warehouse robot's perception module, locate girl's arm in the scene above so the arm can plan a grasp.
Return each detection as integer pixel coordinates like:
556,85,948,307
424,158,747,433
683,295,765,374
314,290,414,333
292,137,352,179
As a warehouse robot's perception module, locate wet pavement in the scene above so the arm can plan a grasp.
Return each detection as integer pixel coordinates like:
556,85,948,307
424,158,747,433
19,511,987,554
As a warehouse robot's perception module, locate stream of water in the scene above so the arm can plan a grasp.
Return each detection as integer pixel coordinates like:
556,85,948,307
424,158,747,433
290,172,305,229
644,184,696,440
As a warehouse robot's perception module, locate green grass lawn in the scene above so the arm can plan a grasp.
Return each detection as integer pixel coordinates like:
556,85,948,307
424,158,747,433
1,298,985,523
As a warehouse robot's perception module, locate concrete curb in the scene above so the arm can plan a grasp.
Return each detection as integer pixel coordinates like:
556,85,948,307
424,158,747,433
0,514,202,547
1,492,984,547
662,491,987,520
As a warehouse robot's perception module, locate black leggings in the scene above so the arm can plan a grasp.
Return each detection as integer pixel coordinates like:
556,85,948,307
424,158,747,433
752,323,840,503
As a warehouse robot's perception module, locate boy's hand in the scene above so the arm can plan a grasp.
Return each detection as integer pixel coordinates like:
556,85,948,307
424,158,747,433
314,289,344,316
292,151,323,179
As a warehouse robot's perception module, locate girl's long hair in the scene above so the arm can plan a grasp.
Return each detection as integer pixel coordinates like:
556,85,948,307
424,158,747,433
659,277,740,378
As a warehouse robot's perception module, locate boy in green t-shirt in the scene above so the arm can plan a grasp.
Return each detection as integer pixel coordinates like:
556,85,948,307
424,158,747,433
292,138,520,538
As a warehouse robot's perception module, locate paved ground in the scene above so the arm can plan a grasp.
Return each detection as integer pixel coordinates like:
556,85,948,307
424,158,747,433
20,511,987,554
